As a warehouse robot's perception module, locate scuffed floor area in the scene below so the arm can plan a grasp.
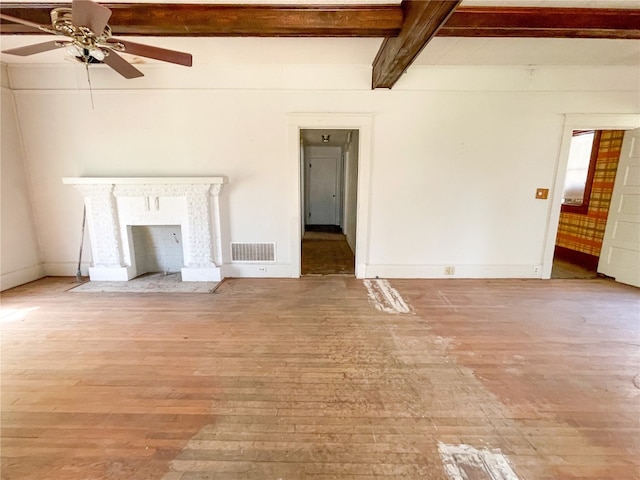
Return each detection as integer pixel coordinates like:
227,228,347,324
1,276,638,479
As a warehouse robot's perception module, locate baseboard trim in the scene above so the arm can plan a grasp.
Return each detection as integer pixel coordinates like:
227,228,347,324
363,264,542,279
36,262,554,281
1,263,46,291
222,263,293,278
44,262,91,277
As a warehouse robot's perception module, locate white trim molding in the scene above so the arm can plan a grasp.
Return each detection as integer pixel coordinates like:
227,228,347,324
287,113,373,279
0,263,46,292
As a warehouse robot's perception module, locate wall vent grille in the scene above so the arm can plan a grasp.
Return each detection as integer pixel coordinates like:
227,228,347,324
231,242,276,263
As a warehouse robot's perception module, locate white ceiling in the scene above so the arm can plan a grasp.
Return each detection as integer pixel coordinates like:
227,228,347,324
417,37,640,66
1,35,637,68
0,1,638,67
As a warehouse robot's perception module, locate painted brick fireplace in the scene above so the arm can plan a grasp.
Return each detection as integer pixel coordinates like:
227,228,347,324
63,177,225,282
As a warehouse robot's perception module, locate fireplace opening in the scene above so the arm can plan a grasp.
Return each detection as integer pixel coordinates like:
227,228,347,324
130,225,184,277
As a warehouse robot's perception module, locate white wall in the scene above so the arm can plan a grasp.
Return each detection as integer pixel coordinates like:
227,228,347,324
4,52,639,280
1,67,44,290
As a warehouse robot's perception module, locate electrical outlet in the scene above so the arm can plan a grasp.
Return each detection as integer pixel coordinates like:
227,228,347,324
533,266,541,275
257,266,267,273
444,266,455,275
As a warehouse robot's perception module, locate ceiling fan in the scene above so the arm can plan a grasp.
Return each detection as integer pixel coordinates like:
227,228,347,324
0,0,192,79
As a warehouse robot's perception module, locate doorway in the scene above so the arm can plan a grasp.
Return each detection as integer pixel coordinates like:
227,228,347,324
300,129,358,275
287,113,373,279
551,129,624,279
545,114,640,287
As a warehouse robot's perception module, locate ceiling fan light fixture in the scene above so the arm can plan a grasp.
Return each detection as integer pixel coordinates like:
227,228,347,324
90,47,105,61
66,44,82,57
322,134,330,143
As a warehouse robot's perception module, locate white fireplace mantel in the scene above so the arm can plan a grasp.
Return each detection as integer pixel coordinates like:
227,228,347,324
63,177,224,185
62,177,226,282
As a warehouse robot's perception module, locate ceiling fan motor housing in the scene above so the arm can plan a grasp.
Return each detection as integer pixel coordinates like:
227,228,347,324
51,7,111,48
50,7,112,62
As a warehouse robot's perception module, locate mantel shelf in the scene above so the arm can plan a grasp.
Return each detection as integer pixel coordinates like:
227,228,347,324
62,177,226,185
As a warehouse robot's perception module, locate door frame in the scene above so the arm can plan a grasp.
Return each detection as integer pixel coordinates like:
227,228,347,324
287,113,373,279
542,113,640,279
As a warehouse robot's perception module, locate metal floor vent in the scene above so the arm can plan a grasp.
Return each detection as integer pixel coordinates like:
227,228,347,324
231,242,276,263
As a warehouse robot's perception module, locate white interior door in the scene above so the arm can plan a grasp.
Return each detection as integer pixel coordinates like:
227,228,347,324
598,128,640,287
307,155,339,225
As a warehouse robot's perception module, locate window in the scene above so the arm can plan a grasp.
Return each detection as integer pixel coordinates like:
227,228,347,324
561,130,601,214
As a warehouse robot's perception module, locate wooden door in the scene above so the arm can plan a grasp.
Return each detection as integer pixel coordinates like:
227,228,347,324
598,128,640,287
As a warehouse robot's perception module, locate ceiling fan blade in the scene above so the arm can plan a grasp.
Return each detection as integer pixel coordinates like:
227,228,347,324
2,41,64,56
72,0,112,35
0,13,55,34
107,39,192,67
102,49,144,79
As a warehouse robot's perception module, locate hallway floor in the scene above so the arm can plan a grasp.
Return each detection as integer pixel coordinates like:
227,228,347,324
301,231,355,276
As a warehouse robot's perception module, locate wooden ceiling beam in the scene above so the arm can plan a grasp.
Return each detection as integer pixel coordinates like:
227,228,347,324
0,3,403,37
0,4,637,40
372,0,461,89
439,7,640,40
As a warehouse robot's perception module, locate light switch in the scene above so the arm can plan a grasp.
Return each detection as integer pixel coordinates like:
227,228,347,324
536,188,549,199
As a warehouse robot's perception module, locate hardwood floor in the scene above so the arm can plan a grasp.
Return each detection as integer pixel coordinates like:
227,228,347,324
551,259,599,279
301,231,355,276
1,276,638,479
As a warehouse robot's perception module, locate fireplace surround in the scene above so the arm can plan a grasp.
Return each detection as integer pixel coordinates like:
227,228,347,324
62,177,225,282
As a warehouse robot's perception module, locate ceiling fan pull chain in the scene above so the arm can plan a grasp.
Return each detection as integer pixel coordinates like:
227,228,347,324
85,61,94,110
